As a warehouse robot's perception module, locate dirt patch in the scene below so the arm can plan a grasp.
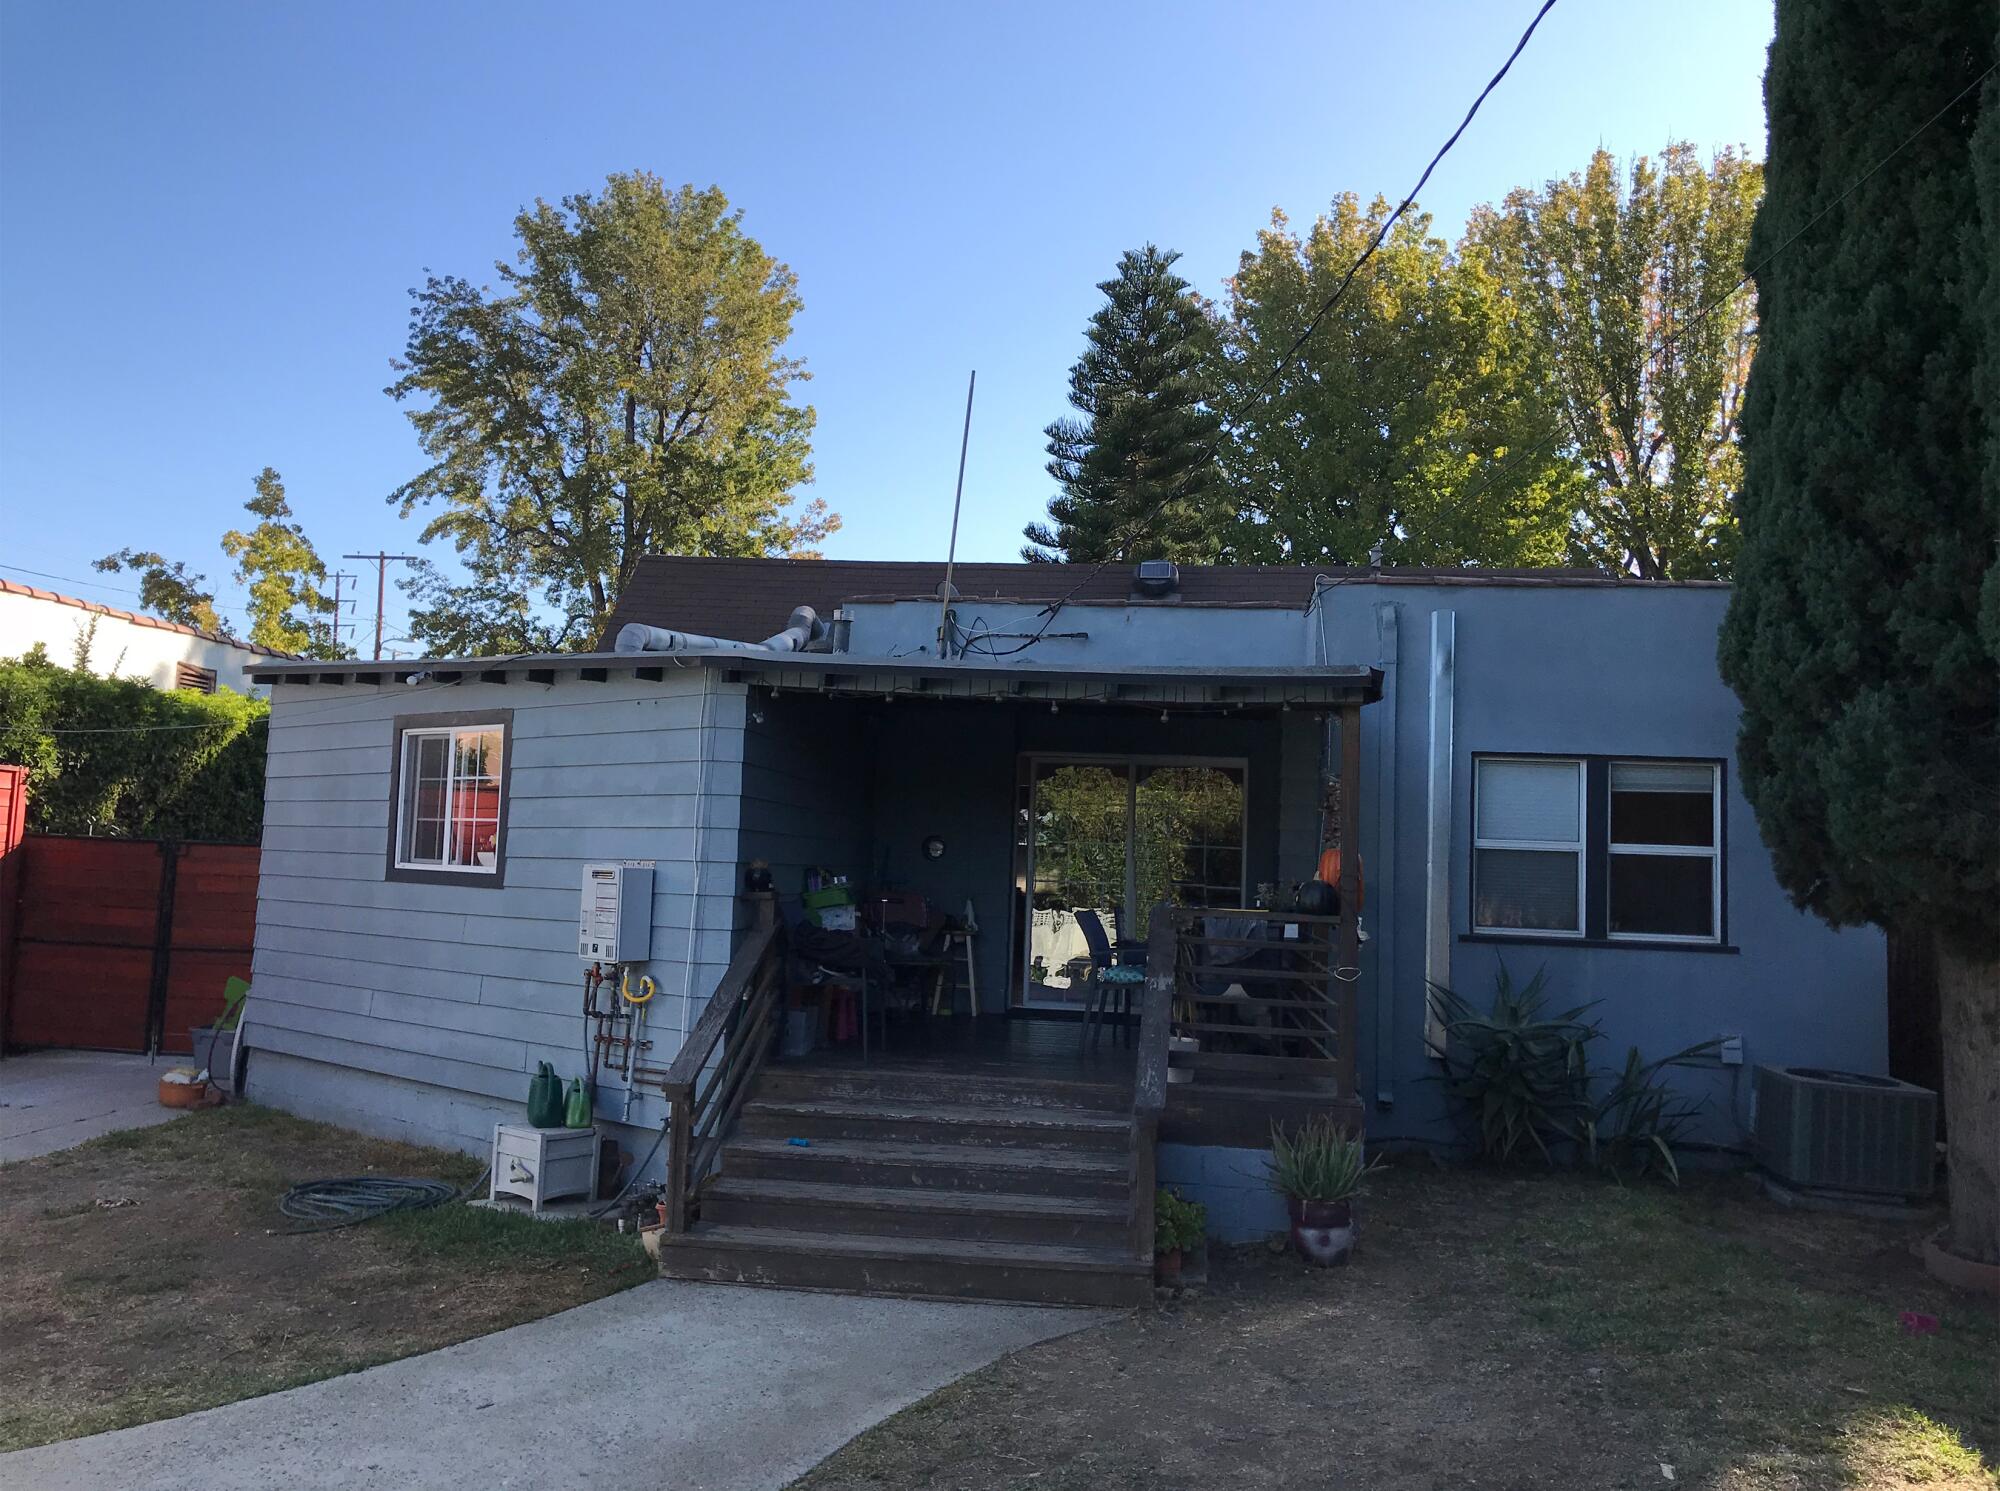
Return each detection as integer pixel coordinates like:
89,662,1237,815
0,1104,649,1450
796,1166,1997,1491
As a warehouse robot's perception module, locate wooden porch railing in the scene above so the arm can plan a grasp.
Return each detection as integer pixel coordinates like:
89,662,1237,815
660,893,785,1233
1167,909,1357,1095
1128,908,1176,1263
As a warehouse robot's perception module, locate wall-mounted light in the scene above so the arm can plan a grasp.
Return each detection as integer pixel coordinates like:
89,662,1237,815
922,835,946,861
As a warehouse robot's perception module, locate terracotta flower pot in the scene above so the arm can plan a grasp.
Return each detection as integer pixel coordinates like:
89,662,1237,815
1155,1247,1183,1284
1286,1196,1356,1267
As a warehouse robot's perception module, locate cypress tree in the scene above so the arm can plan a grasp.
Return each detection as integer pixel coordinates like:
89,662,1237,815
1718,2,1999,1263
1022,245,1225,563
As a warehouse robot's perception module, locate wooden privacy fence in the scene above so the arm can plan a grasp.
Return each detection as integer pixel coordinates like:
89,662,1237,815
2,834,259,1055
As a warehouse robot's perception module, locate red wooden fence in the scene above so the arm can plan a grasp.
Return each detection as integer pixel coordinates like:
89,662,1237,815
3,834,260,1055
0,765,27,1047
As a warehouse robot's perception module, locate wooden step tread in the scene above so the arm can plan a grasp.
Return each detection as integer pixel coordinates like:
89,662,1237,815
743,1097,1131,1133
668,1224,1146,1274
704,1175,1128,1220
723,1136,1129,1174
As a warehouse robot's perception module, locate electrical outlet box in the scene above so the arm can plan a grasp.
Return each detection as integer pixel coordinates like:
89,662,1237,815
1719,1034,1744,1067
579,863,652,963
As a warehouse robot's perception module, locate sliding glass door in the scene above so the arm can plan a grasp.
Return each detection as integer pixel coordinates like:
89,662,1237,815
1019,756,1246,1009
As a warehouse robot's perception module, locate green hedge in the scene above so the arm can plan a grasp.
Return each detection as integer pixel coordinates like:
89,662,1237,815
0,648,268,841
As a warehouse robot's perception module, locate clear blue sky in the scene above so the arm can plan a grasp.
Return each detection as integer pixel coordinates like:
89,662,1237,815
0,1,1772,649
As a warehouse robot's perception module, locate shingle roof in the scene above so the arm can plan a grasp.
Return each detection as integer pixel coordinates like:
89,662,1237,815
0,577,299,658
596,556,1689,646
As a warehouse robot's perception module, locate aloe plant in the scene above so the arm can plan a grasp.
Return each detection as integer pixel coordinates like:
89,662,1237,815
1429,964,1599,1165
1268,1113,1377,1202
1431,963,1722,1183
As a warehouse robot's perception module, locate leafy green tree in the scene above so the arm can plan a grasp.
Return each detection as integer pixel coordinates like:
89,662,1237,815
1217,199,1579,566
221,467,344,658
92,550,223,633
1492,143,1762,579
387,173,833,653
1023,245,1226,564
1717,4,1997,1264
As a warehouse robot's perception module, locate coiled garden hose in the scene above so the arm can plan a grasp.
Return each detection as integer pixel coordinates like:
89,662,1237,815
278,1172,484,1234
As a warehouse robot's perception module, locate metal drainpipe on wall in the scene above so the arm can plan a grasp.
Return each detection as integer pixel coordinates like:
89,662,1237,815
1422,611,1456,1057
1371,600,1400,1111
680,668,714,1034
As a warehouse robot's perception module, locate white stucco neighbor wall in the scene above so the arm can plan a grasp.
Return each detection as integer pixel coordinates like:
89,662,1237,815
0,583,282,695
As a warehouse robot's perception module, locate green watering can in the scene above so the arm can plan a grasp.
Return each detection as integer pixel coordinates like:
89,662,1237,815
525,1062,564,1129
563,1077,592,1129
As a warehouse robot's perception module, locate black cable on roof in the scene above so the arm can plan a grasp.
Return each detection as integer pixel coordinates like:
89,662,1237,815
1001,0,1562,656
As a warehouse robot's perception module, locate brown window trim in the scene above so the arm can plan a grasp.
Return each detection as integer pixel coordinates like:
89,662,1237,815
385,708,514,889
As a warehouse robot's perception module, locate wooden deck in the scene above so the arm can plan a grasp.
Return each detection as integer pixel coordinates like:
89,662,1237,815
654,900,1362,1306
783,1014,1135,1087
780,1012,1360,1150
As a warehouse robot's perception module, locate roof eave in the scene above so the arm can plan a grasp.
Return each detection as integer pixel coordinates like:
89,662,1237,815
249,651,1384,706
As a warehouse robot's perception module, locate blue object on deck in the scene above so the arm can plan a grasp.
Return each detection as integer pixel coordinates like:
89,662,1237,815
788,1137,811,1147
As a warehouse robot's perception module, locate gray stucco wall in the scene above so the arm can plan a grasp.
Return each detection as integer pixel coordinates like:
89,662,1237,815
1314,581,1887,1150
245,671,749,1164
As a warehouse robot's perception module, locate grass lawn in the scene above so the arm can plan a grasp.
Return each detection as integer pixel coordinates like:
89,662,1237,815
798,1165,1997,1491
0,1103,649,1451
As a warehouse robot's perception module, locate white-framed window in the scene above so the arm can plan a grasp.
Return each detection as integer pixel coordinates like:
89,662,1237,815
1608,760,1721,942
393,721,506,875
1472,756,1586,935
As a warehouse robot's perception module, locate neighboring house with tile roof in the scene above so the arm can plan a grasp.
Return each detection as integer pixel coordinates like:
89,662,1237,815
232,553,1888,1296
0,578,293,696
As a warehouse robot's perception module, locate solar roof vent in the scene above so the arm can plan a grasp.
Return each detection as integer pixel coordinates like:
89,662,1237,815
1132,560,1180,598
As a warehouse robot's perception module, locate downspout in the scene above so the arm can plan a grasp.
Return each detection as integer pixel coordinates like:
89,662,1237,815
1422,611,1456,1056
1370,601,1400,1111
680,667,714,1038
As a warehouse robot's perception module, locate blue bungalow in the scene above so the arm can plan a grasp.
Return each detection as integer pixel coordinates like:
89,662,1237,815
242,556,1886,1303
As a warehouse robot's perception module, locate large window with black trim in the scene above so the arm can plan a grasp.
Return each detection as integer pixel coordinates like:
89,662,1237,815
1471,755,1724,945
387,711,511,885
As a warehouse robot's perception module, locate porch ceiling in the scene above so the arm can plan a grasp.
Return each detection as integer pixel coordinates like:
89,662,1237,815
249,651,1384,708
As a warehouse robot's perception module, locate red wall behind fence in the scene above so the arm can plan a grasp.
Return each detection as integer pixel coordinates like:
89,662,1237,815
3,833,259,1055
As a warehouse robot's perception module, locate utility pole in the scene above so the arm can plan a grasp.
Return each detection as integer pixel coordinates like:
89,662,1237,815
328,569,357,656
342,552,419,661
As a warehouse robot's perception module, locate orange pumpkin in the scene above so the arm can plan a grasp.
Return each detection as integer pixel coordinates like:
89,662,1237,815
1316,846,1364,913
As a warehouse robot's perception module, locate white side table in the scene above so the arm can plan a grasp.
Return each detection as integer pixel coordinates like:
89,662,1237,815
490,1123,599,1214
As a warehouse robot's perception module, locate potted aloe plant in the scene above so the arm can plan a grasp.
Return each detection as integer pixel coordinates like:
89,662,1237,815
1268,1114,1377,1267
1153,1187,1206,1284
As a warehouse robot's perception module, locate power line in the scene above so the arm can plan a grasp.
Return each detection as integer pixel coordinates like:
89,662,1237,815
999,0,1560,655
0,561,258,623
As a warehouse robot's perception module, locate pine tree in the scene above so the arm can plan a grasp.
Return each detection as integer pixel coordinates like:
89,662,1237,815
1717,1,1998,1264
1022,246,1225,564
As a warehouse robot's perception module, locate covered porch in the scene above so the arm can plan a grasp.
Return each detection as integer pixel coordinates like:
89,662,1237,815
728,653,1372,978
652,655,1379,1295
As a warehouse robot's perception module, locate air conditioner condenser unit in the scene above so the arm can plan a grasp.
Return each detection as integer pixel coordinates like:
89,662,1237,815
1753,1065,1936,1199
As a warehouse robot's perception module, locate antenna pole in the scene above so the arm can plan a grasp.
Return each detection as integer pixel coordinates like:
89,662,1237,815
938,369,976,659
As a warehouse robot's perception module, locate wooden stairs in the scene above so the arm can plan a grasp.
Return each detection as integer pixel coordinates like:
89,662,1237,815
654,1063,1155,1307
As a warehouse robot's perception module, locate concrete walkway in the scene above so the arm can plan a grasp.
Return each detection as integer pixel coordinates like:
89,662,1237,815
0,1050,180,1162
0,1281,1100,1491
